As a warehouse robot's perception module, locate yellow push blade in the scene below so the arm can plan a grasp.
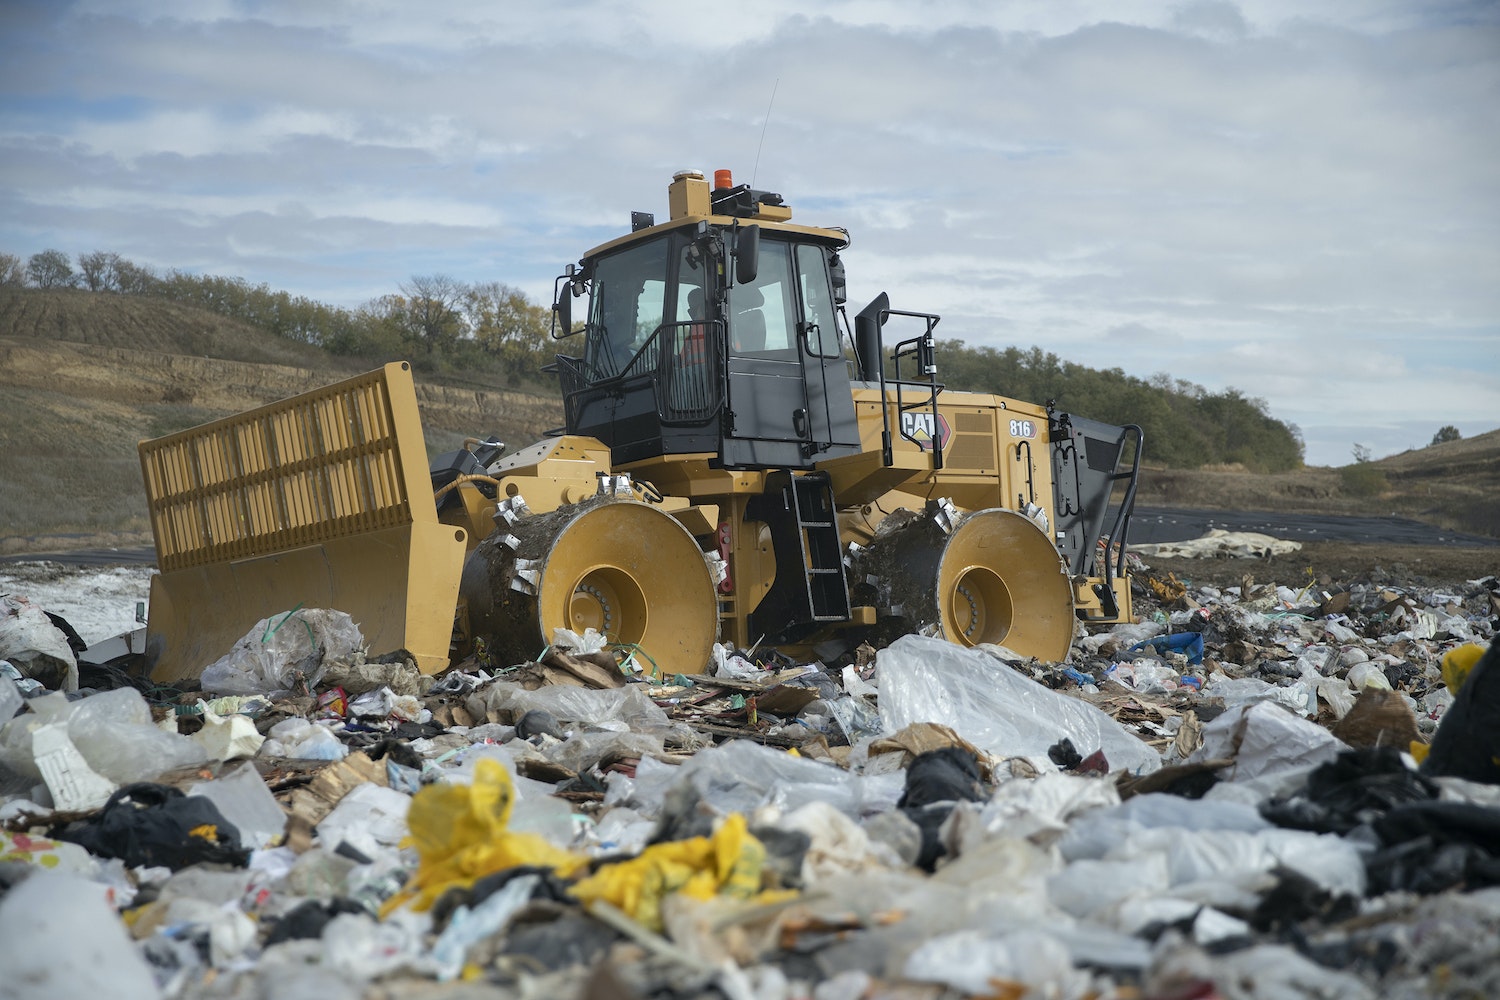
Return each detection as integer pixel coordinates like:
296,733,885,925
138,362,466,682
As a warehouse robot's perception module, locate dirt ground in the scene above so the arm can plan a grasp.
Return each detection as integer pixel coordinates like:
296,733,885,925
1138,540,1498,593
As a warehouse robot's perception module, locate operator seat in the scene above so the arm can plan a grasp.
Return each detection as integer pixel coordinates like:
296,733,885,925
733,287,766,352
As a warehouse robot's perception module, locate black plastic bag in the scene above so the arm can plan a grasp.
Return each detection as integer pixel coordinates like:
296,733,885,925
1261,747,1437,835
54,782,251,870
1422,642,1500,785
898,747,988,871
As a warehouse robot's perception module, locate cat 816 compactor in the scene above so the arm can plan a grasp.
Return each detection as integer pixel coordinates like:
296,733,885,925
138,169,1141,682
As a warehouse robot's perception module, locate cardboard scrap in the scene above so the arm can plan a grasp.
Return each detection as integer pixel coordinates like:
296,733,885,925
281,751,386,853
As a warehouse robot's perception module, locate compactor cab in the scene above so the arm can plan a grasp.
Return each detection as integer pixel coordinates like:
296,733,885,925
553,170,861,471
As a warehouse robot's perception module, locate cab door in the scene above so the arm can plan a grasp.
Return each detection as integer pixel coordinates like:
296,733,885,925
721,240,858,469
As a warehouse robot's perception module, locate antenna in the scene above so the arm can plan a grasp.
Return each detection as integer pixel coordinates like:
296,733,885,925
750,76,779,188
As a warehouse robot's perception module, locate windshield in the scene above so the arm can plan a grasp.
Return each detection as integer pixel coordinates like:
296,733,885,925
586,237,669,376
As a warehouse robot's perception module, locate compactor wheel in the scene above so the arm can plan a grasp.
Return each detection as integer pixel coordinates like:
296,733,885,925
460,497,718,675
855,505,1075,662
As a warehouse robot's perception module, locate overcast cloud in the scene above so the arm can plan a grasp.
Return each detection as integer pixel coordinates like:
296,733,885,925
2,0,1496,466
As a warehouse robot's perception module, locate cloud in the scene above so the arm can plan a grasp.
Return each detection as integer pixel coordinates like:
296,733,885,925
2,1,1497,467
1106,322,1183,348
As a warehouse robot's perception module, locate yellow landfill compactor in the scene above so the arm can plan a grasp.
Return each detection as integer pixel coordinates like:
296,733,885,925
139,169,1141,683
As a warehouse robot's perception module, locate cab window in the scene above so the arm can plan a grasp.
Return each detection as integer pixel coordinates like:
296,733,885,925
728,240,795,356
796,244,839,358
586,237,668,376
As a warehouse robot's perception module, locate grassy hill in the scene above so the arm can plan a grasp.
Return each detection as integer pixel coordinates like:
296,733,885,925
0,289,564,552
0,286,352,365
1131,429,1500,539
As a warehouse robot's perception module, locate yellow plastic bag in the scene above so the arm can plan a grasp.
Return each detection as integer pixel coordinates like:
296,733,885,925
1442,643,1487,695
570,813,778,932
381,757,583,915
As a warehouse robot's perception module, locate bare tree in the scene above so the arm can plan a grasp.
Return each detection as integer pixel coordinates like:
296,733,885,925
26,249,77,288
77,250,124,292
0,253,24,287
399,274,467,354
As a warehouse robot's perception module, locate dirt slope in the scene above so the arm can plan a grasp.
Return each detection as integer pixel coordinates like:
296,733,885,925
0,290,563,552
1132,429,1500,539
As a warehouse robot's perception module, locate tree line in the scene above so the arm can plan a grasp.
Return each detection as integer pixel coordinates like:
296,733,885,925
0,249,554,385
936,341,1306,472
5,248,1308,468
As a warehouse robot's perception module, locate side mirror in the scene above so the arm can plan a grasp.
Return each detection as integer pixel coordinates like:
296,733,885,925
552,290,571,339
551,268,575,339
734,225,759,285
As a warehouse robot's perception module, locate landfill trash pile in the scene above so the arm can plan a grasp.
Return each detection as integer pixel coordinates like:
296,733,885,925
1,566,1498,999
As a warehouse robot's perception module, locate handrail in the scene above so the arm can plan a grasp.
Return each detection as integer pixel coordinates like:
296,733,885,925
1102,424,1144,583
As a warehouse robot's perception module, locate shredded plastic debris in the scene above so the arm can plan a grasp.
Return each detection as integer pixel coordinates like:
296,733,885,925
0,566,1497,999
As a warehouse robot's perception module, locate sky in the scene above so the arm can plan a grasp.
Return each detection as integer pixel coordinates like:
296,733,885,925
1,1,1496,468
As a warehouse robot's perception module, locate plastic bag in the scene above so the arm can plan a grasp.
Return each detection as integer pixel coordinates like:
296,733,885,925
68,687,208,783
1059,793,1271,862
1129,632,1204,665
200,608,363,696
544,730,664,775
0,595,77,692
878,635,1160,774
712,642,761,679
553,626,607,655
1314,675,1357,720
1108,660,1181,693
1347,661,1393,691
383,756,584,914
1204,673,1316,717
904,928,1087,997
54,783,250,870
190,706,266,762
630,739,905,821
0,670,23,723
0,873,161,1000
571,812,787,932
1191,702,1346,781
316,783,412,857
969,771,1123,847
260,718,348,761
467,680,680,735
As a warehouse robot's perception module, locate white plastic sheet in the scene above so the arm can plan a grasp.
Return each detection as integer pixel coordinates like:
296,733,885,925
0,595,78,692
189,763,287,850
1191,701,1347,781
904,928,1089,997
623,739,904,820
67,687,207,783
467,680,683,738
877,635,1160,774
0,873,161,1000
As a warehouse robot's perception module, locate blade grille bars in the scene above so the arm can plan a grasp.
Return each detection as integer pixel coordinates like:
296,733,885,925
139,364,426,573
